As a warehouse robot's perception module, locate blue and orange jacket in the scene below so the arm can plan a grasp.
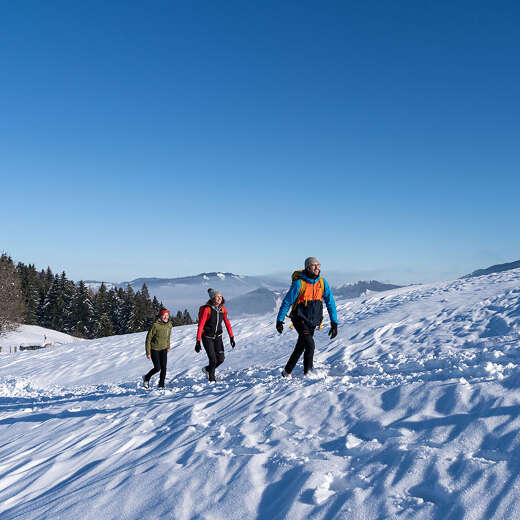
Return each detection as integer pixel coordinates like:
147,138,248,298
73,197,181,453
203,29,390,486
277,271,337,328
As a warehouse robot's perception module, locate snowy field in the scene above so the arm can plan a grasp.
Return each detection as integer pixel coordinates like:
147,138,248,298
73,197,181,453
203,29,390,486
1,269,520,519
0,324,78,350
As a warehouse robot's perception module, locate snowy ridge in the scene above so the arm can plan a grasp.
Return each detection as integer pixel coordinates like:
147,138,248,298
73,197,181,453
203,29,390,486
1,270,520,518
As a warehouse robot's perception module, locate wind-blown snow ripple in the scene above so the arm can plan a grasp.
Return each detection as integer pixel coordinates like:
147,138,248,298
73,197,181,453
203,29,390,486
1,269,520,518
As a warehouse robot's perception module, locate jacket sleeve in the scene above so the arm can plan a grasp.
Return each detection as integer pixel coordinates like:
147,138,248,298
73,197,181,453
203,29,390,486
222,307,233,338
167,323,172,348
323,278,338,324
276,280,301,322
196,307,211,341
145,323,155,356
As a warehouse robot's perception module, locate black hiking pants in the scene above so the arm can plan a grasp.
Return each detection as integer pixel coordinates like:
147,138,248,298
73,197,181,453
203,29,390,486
145,349,168,386
202,335,225,382
285,320,316,375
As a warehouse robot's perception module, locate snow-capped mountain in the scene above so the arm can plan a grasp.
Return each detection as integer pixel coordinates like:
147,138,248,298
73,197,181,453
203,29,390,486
2,269,520,519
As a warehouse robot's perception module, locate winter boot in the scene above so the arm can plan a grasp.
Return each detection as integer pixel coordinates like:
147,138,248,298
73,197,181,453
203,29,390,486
281,369,291,378
142,376,149,389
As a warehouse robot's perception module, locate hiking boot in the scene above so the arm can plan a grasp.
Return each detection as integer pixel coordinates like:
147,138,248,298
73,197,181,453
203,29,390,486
158,380,165,389
142,376,149,389
281,370,291,378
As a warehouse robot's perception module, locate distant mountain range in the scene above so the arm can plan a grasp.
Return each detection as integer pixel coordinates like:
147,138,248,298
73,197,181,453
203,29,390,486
462,260,520,279
124,272,284,317
86,272,403,318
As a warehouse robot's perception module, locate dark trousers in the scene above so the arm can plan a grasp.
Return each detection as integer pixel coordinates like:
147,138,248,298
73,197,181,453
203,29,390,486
202,336,225,382
145,349,168,385
285,321,316,375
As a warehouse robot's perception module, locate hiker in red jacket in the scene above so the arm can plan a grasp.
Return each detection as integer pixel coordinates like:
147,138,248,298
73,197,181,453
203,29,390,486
195,288,235,382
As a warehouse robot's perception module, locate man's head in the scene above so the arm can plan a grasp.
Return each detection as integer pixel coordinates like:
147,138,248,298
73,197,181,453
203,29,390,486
304,257,321,277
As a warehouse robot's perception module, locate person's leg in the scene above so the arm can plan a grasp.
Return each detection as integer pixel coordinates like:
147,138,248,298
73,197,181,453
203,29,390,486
284,328,306,374
158,349,168,387
145,350,161,381
202,337,218,381
214,336,225,369
302,331,316,374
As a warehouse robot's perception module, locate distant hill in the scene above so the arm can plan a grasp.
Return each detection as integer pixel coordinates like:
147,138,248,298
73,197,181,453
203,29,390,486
85,272,403,318
227,280,402,318
227,288,282,317
462,260,520,279
334,280,402,299
121,272,285,316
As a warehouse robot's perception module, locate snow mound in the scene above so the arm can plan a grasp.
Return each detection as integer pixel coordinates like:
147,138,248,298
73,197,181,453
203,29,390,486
0,324,79,349
1,269,520,519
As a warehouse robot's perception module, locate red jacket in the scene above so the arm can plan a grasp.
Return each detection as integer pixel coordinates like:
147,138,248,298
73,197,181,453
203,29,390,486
197,305,233,341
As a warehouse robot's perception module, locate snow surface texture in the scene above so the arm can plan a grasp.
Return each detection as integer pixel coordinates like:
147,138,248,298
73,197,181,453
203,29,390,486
1,270,520,519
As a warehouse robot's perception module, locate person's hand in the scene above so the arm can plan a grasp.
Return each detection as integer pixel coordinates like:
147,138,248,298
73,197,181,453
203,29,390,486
328,322,338,339
276,321,284,334
146,354,151,359
167,348,171,352
230,337,236,348
195,340,201,353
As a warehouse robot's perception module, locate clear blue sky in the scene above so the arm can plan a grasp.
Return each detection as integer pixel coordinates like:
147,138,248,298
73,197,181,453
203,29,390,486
1,0,519,284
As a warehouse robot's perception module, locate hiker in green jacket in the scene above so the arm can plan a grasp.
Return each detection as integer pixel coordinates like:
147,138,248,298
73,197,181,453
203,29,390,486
142,309,173,389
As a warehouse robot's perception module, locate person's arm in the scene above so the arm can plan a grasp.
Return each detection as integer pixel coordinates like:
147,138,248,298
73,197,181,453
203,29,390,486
222,307,233,338
167,323,172,350
196,307,211,341
145,323,156,356
322,278,338,324
276,280,301,323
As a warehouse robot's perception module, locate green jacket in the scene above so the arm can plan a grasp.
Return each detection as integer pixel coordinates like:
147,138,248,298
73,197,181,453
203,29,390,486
145,320,173,356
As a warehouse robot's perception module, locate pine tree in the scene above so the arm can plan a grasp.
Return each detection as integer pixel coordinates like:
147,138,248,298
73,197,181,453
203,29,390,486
182,309,193,325
173,310,183,326
70,281,95,338
0,253,25,335
121,285,136,334
41,275,64,331
97,313,114,337
60,272,76,333
16,262,40,324
152,296,162,317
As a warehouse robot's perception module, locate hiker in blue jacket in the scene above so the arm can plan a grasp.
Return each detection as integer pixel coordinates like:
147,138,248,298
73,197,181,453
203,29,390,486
276,257,338,377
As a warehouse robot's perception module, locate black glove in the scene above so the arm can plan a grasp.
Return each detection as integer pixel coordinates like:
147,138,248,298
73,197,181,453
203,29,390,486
328,322,338,339
195,340,201,353
276,321,284,334
230,337,235,348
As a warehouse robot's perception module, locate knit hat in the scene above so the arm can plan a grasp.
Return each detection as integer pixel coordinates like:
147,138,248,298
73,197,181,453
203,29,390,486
158,309,170,318
208,288,222,300
305,257,320,269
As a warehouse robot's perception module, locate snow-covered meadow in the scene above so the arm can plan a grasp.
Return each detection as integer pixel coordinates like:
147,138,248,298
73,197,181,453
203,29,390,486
1,269,520,519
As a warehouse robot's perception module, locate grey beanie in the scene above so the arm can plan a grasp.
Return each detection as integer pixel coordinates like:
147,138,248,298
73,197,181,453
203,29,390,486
305,257,320,269
208,288,222,300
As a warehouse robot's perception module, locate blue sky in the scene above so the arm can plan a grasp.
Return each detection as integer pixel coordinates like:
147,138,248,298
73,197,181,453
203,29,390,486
1,0,519,284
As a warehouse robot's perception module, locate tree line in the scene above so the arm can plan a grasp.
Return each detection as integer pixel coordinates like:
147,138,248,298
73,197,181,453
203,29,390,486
0,253,194,338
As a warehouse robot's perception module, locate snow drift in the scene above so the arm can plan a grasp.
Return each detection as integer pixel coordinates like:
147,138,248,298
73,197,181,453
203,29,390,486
1,269,520,519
